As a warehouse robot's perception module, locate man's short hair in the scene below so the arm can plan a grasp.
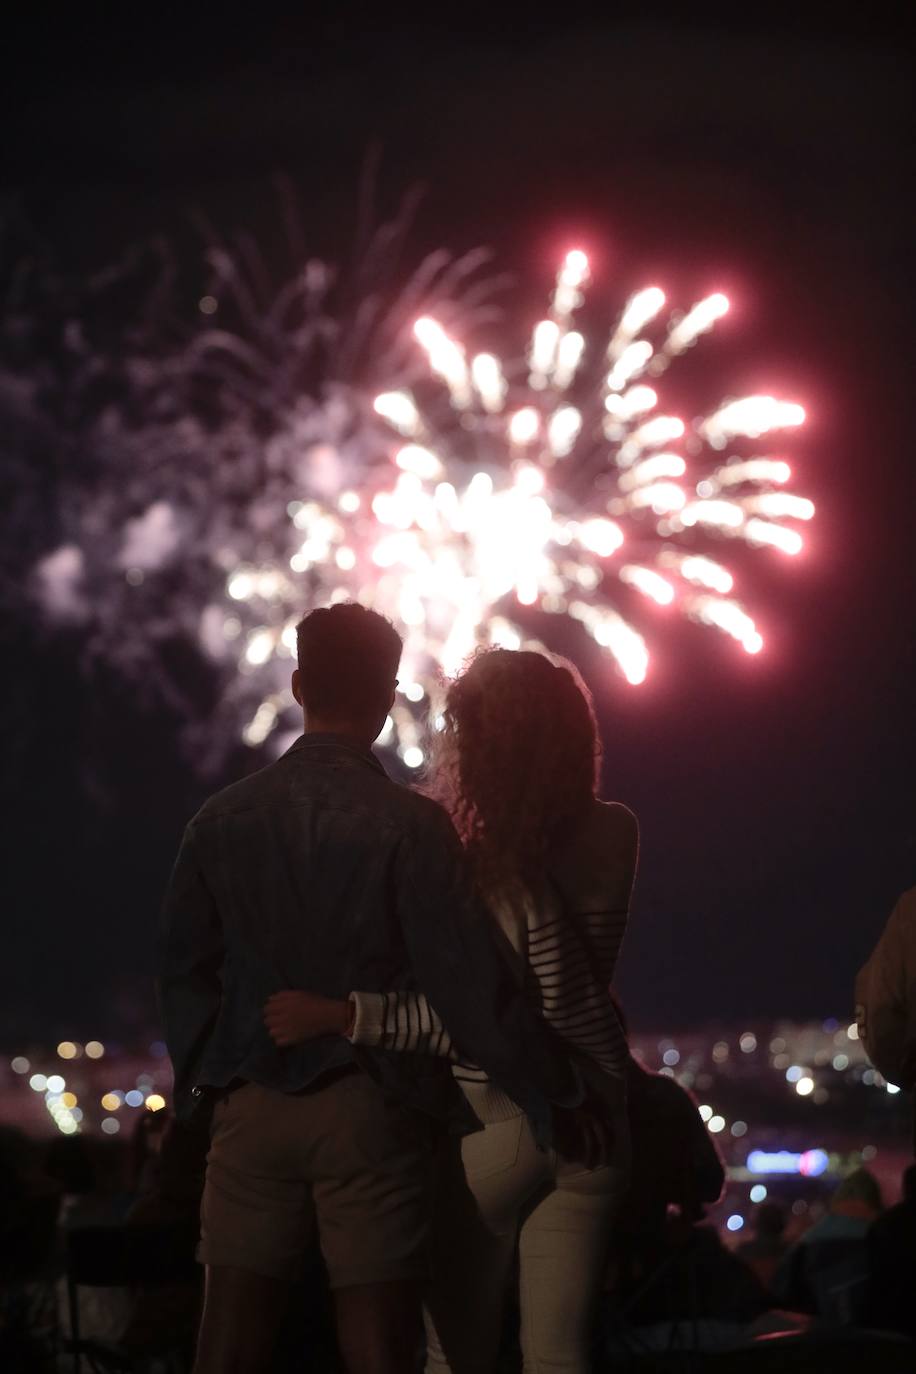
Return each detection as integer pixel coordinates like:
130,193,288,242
296,604,402,719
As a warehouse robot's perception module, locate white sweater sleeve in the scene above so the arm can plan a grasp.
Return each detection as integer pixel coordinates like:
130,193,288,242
348,988,460,1061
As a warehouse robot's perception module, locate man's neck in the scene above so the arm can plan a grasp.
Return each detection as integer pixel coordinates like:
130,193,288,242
303,719,373,751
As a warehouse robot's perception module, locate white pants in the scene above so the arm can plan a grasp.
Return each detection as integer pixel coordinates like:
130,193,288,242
424,1110,629,1374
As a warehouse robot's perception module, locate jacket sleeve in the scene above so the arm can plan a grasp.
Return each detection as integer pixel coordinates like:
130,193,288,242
855,889,916,1088
157,823,224,1116
392,804,581,1114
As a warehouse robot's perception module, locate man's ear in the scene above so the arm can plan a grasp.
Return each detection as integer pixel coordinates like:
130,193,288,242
292,668,302,707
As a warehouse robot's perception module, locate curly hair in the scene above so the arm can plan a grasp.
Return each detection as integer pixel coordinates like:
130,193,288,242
429,648,601,910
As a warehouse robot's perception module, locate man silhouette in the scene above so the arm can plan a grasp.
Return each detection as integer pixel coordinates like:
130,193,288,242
159,603,583,1374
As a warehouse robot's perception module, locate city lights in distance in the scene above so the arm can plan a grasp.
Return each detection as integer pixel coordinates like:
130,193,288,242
85,1041,105,1059
747,1148,829,1177
749,1185,767,1203
726,1215,745,1233
145,1094,167,1112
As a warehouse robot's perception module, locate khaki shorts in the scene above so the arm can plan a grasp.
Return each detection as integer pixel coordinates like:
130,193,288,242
199,1072,433,1288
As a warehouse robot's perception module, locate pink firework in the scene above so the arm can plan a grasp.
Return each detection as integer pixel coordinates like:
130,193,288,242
181,247,812,766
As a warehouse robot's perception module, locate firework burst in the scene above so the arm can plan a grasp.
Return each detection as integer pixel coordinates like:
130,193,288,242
223,249,811,766
23,224,812,772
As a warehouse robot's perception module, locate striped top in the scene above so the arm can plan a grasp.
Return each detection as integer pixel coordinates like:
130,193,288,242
349,799,637,1123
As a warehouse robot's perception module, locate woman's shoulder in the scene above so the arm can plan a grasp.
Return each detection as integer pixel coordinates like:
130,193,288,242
581,799,639,853
590,798,638,830
547,798,638,904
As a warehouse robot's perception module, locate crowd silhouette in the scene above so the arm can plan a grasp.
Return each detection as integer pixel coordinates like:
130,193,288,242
3,1106,915,1370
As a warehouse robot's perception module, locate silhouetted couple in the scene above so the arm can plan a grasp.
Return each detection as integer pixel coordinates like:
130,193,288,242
159,603,638,1374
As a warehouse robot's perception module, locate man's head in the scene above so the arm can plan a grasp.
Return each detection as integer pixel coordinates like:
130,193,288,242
831,1166,883,1215
293,603,402,744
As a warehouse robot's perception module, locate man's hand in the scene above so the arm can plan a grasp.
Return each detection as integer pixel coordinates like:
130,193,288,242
552,1094,617,1170
263,991,351,1048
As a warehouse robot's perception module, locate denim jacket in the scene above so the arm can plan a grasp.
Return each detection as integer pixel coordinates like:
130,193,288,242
157,734,579,1140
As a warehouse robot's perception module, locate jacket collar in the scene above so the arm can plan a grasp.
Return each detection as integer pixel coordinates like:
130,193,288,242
285,732,389,778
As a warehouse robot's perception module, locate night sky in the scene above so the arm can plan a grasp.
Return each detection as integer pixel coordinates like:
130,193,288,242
3,12,914,1047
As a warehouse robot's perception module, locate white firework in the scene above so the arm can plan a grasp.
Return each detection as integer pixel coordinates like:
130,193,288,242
24,227,813,774
221,249,812,766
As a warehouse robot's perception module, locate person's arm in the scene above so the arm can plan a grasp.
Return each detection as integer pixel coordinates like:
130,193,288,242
264,986,462,1062
156,822,224,1118
349,988,461,1059
392,802,581,1115
856,891,916,1088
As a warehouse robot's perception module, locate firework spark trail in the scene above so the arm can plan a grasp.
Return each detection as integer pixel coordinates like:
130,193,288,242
25,235,813,771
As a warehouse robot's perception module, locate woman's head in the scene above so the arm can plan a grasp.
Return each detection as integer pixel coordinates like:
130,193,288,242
432,648,601,901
